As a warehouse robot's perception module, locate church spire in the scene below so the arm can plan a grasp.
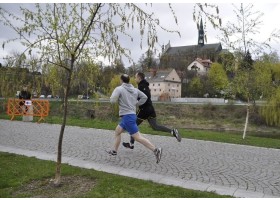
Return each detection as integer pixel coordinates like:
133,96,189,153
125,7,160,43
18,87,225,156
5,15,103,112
198,19,204,46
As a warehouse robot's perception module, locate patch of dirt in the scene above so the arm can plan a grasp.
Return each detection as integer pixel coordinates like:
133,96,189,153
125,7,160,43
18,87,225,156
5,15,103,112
13,175,96,198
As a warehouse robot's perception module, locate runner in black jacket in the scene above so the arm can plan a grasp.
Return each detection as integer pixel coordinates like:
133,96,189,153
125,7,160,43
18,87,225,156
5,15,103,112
123,72,181,149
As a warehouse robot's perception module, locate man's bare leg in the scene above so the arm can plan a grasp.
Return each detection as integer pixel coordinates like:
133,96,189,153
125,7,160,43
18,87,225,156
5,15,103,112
132,132,162,163
114,125,124,152
132,132,155,151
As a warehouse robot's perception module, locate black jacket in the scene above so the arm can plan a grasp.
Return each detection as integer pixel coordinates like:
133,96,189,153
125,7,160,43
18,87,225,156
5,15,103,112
19,91,31,100
138,79,153,109
19,90,31,106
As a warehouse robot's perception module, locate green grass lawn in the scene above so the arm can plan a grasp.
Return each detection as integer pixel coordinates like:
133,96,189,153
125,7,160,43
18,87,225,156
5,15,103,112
0,152,231,198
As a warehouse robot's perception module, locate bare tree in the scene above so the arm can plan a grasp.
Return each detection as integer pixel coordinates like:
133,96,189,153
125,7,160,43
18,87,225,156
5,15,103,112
218,3,280,56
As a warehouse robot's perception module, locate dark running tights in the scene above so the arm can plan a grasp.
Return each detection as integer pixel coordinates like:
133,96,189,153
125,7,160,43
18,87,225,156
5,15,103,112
130,118,172,144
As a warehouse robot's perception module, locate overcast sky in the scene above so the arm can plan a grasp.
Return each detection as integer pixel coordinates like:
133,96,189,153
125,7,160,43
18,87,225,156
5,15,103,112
1,2,280,67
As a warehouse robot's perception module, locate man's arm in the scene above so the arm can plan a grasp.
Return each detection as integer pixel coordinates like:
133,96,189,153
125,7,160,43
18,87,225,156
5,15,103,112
137,89,147,106
110,87,120,103
138,83,151,99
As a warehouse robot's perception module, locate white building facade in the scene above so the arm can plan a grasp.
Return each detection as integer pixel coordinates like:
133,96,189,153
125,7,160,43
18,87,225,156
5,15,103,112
146,69,181,100
187,58,212,75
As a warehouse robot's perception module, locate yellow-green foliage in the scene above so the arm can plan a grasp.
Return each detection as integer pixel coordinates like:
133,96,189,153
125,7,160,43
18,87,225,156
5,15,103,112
0,67,34,98
253,62,272,98
45,65,63,96
261,88,280,126
271,63,280,83
108,74,136,95
208,62,229,92
108,75,121,96
76,60,99,93
188,77,203,97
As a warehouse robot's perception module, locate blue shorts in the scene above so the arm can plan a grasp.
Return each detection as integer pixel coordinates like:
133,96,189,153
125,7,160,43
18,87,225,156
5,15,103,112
119,114,139,135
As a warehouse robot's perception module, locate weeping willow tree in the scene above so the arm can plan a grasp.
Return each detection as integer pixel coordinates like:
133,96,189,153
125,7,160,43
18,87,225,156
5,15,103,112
0,52,43,98
43,63,64,97
0,3,183,186
261,63,280,127
261,88,280,126
75,59,100,97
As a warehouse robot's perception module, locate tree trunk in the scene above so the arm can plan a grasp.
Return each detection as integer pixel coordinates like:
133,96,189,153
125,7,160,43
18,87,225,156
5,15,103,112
243,97,250,139
54,59,74,186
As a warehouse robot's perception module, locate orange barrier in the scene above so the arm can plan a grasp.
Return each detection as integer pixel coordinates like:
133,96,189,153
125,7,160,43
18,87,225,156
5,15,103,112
7,98,50,122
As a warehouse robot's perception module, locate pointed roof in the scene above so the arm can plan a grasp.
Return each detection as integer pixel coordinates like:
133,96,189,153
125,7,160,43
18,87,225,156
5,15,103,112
199,18,203,29
198,19,205,46
146,69,180,83
195,57,212,67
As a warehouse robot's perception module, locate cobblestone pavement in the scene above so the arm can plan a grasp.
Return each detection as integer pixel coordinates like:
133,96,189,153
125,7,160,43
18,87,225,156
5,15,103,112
0,119,280,198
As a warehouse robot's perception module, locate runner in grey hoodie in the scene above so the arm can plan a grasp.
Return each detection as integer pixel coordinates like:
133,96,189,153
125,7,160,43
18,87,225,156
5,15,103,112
110,81,147,116
108,74,163,164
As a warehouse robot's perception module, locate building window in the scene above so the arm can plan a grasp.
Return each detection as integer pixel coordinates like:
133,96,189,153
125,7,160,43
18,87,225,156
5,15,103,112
158,83,160,86
160,89,161,91
169,89,170,92
154,89,156,92
168,83,170,86
153,83,155,86
191,65,199,71
172,78,174,80
177,84,179,87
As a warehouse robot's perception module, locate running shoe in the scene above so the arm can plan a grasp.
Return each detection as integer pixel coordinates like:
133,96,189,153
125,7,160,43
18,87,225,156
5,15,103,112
172,128,182,142
122,142,134,149
106,150,117,156
154,148,162,164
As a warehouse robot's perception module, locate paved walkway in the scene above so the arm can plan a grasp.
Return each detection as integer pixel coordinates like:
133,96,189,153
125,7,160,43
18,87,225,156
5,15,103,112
0,119,280,198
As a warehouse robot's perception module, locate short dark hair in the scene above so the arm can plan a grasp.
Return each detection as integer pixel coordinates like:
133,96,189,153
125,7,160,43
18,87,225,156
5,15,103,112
120,74,130,83
136,72,145,80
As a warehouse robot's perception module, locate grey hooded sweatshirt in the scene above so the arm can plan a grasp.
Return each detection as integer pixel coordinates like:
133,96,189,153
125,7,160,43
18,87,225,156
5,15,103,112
110,83,147,116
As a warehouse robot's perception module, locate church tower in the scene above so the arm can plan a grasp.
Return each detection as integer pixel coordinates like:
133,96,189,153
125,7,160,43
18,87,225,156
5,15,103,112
198,19,204,46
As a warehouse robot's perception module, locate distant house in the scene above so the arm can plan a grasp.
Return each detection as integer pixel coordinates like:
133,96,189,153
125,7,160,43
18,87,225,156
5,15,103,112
187,58,212,74
146,69,181,100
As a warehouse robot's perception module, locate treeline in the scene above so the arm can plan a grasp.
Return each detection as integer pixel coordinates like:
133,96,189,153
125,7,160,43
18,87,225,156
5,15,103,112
1,50,280,102
0,54,139,98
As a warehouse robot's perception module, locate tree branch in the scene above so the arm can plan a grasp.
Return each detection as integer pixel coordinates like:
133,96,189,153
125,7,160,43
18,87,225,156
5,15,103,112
74,3,102,55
